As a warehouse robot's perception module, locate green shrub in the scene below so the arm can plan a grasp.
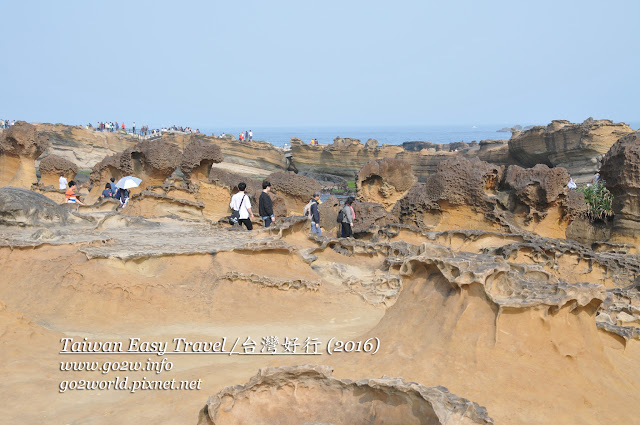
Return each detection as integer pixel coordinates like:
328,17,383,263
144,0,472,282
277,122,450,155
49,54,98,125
577,181,614,221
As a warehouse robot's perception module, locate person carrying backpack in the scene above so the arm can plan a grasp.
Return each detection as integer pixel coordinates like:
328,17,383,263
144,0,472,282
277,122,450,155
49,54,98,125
340,197,355,238
101,183,114,199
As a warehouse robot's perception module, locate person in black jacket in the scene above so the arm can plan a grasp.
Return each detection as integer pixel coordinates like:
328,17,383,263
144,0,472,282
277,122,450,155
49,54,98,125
259,181,275,227
310,192,321,236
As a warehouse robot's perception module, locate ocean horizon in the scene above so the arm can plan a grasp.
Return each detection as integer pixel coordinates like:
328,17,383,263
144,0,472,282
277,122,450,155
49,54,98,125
197,122,640,148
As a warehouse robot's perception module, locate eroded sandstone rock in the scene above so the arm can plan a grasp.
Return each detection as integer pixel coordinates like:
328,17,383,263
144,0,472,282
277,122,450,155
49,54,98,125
198,365,494,425
392,157,504,230
509,118,634,182
600,132,640,244
267,171,322,213
38,154,78,187
0,122,49,188
180,140,223,186
0,187,69,226
356,158,417,210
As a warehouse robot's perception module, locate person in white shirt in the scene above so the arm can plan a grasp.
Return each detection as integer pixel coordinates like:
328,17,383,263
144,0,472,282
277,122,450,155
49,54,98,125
229,182,255,230
59,173,68,190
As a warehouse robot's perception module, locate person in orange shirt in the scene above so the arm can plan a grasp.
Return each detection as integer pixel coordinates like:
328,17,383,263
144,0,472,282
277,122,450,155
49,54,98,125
64,181,86,206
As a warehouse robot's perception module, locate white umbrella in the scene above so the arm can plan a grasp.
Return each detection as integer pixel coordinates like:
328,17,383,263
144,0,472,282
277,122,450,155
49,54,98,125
115,176,142,189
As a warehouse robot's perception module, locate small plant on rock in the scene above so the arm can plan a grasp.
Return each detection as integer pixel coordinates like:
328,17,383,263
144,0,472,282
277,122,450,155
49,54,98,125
577,180,614,221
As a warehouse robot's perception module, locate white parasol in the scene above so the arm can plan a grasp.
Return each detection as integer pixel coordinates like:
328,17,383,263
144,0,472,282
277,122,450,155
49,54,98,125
115,176,142,189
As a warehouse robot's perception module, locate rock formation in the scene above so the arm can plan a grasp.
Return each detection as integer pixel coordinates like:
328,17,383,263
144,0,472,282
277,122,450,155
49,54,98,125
0,121,49,188
356,158,417,210
509,118,634,182
0,187,70,226
180,140,224,187
198,365,494,425
89,140,181,202
600,131,640,245
161,132,285,172
499,164,573,228
35,123,139,169
393,157,505,231
267,171,322,213
37,154,78,188
298,171,348,192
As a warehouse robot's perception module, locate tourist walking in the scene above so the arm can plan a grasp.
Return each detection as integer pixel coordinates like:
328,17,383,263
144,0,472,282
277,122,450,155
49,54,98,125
340,197,355,238
249,130,253,141
245,130,249,142
132,122,136,134
259,181,275,228
309,192,321,236
59,173,68,190
230,182,254,230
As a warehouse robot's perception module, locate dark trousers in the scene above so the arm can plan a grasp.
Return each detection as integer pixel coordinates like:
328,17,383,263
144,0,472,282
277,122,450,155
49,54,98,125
341,222,352,238
239,218,253,230
263,216,272,228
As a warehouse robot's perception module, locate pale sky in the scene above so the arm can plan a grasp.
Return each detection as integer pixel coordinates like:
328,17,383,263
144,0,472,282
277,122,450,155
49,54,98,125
1,0,638,128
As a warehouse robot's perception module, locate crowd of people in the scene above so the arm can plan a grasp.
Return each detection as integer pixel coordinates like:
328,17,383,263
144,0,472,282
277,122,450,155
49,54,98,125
90,122,200,136
0,119,16,128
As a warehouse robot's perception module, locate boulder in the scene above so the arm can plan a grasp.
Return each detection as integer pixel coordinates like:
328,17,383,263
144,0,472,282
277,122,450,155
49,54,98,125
38,154,78,188
0,121,49,188
356,158,417,210
500,164,570,215
0,187,69,226
353,201,400,232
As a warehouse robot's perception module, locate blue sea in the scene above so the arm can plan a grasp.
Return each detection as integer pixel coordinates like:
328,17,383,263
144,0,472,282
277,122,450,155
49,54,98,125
198,122,639,148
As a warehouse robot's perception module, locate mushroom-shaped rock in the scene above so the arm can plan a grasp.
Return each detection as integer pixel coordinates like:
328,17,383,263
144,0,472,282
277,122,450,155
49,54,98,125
90,152,126,189
180,140,223,185
121,140,181,188
0,121,49,188
356,158,417,210
600,131,640,242
267,171,322,213
38,154,78,188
